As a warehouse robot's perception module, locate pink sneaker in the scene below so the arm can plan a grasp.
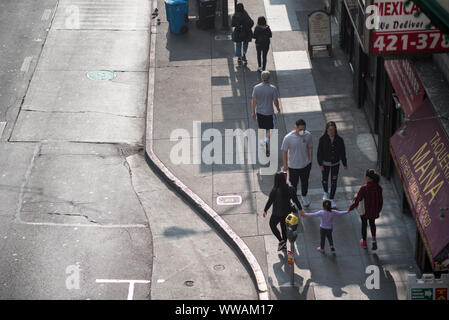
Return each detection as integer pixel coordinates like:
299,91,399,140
360,239,367,249
317,247,325,253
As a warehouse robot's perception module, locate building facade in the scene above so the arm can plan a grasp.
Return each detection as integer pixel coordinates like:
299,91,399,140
337,0,449,274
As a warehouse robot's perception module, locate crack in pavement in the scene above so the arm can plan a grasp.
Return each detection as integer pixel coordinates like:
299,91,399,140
45,211,101,225
21,109,144,119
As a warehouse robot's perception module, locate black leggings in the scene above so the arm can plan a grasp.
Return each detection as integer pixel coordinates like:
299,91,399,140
256,45,269,70
322,164,340,199
320,228,334,249
360,216,376,241
270,214,287,242
289,163,312,197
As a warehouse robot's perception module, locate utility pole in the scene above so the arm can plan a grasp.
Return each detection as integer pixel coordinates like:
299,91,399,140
222,0,229,29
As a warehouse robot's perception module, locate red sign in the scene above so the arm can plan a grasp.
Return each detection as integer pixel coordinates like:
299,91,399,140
372,30,449,54
390,100,449,270
436,288,448,300
384,59,425,118
370,0,449,55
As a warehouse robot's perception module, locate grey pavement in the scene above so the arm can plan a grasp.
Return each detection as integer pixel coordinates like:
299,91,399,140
0,0,257,300
151,0,420,299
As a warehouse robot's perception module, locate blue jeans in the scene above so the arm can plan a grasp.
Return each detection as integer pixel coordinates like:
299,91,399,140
235,41,249,58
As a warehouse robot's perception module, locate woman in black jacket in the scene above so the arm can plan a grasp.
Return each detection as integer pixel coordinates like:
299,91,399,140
253,16,272,72
263,172,303,251
231,3,254,64
317,121,348,208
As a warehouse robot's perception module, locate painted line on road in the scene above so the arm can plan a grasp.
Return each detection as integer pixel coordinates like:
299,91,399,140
96,279,151,300
20,56,33,73
0,122,6,138
15,220,149,229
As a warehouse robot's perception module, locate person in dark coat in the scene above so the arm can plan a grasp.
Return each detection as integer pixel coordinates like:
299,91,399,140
263,172,304,251
348,169,383,250
317,121,347,209
252,16,272,72
231,3,254,64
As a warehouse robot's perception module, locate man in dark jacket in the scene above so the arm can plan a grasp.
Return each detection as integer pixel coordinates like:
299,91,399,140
231,3,254,64
317,121,348,208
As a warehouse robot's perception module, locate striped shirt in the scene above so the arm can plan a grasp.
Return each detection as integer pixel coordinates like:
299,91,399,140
349,182,383,219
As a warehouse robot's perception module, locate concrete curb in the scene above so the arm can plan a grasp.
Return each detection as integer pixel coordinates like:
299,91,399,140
144,0,269,300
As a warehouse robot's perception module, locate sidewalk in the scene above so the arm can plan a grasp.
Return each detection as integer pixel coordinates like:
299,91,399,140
150,0,420,299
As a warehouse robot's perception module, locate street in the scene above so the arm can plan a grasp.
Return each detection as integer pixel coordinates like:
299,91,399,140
1,0,449,302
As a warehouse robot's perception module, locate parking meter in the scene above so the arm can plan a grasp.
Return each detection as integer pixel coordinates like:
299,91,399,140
285,212,299,242
285,212,299,285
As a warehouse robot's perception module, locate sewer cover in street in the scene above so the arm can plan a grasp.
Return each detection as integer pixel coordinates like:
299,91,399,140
216,195,242,206
184,280,194,287
214,34,232,41
213,264,225,271
86,70,116,81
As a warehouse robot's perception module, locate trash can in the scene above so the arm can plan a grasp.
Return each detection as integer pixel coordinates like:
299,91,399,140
196,0,217,30
165,0,189,34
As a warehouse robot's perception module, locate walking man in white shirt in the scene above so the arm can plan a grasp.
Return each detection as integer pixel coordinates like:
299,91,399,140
281,119,313,207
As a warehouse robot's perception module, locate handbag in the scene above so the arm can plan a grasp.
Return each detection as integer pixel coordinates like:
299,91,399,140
357,199,365,216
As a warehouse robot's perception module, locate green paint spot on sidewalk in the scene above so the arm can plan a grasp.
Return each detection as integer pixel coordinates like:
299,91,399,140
86,70,116,81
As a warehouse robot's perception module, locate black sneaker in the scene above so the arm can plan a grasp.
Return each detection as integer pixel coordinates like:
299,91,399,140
372,241,377,250
330,246,336,252
237,57,242,64
278,240,287,251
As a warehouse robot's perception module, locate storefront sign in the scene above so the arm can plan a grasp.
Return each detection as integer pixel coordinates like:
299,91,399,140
390,100,449,270
308,10,332,57
384,59,426,117
411,288,433,300
369,0,449,54
408,274,449,299
308,10,332,46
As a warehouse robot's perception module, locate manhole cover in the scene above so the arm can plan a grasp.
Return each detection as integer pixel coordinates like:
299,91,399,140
214,34,232,41
86,70,116,81
216,195,242,206
213,264,225,271
184,280,194,287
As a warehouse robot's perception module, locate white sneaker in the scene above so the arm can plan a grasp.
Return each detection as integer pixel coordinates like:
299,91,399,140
323,192,329,200
330,199,336,209
301,195,310,208
257,67,262,72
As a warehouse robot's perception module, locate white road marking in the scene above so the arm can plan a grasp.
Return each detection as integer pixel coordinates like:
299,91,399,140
0,122,6,138
20,56,33,73
41,9,52,21
96,279,151,300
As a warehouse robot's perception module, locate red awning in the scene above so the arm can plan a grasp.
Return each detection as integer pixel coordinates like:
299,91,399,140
385,59,426,118
390,99,449,271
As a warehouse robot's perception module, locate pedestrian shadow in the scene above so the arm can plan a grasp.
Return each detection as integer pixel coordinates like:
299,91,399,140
268,250,313,300
359,253,400,300
162,226,212,238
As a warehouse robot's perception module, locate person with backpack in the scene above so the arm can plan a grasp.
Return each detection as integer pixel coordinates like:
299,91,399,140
300,199,348,253
317,121,348,209
348,169,383,250
252,16,272,72
263,172,304,251
231,3,254,65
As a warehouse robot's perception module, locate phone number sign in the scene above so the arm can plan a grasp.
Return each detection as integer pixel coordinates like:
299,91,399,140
368,0,449,55
372,30,449,54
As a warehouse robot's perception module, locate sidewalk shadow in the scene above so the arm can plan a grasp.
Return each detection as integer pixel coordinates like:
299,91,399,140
269,252,313,300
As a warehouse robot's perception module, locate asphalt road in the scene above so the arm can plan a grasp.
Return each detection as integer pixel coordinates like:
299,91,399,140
0,0,153,299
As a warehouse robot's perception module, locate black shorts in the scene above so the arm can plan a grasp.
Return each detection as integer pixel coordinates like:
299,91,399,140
257,113,275,130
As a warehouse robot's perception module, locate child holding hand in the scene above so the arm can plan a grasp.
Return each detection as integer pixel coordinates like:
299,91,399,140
300,199,348,253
